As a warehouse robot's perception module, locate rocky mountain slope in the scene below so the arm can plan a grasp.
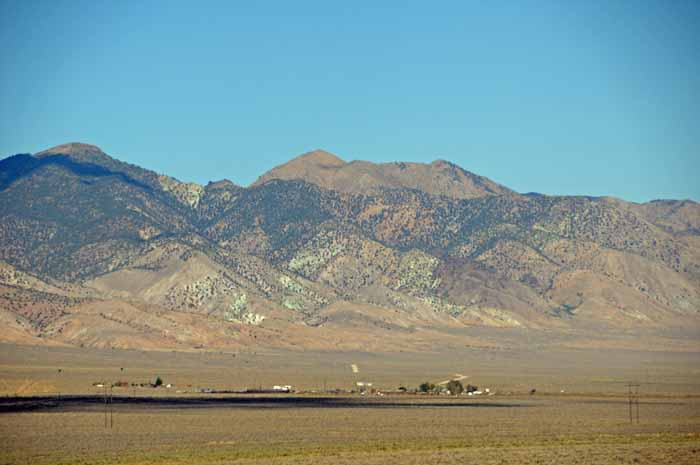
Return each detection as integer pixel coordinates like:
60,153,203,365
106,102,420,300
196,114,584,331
0,143,698,352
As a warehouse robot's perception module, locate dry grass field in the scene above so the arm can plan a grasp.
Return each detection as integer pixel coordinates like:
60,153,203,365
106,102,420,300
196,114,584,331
2,341,699,396
1,343,699,464
1,395,699,465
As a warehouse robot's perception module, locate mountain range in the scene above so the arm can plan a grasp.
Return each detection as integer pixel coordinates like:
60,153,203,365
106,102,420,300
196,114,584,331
1,142,698,352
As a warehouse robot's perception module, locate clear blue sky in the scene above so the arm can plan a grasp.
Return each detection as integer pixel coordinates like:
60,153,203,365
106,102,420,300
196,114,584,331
1,0,698,202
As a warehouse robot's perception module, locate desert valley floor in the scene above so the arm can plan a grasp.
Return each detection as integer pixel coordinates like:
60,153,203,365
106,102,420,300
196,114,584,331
1,343,699,465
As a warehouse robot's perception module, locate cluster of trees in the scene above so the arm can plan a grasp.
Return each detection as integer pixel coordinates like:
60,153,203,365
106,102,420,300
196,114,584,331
419,380,478,395
419,382,436,392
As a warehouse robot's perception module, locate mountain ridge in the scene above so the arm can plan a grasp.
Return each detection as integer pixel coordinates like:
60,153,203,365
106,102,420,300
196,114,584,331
0,143,698,352
15,143,696,205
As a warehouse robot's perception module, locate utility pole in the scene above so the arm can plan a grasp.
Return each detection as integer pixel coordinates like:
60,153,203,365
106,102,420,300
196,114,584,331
110,385,113,429
627,383,640,424
103,383,114,429
104,384,108,428
57,368,62,402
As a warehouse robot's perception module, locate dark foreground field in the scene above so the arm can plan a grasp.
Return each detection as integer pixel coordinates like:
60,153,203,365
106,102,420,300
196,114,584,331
0,344,699,464
0,394,699,465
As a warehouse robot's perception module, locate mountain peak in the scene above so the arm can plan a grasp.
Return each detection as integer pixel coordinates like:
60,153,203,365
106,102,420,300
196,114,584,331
430,159,455,168
252,149,345,187
206,179,239,190
293,149,345,167
33,142,115,167
35,142,106,158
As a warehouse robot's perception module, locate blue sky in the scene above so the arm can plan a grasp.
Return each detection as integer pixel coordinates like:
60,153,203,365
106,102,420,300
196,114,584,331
1,0,698,202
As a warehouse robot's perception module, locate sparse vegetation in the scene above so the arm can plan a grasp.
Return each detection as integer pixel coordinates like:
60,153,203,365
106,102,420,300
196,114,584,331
0,143,698,351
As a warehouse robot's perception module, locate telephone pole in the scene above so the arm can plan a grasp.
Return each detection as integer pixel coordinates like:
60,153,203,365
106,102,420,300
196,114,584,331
110,385,113,429
627,383,640,424
104,384,108,428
